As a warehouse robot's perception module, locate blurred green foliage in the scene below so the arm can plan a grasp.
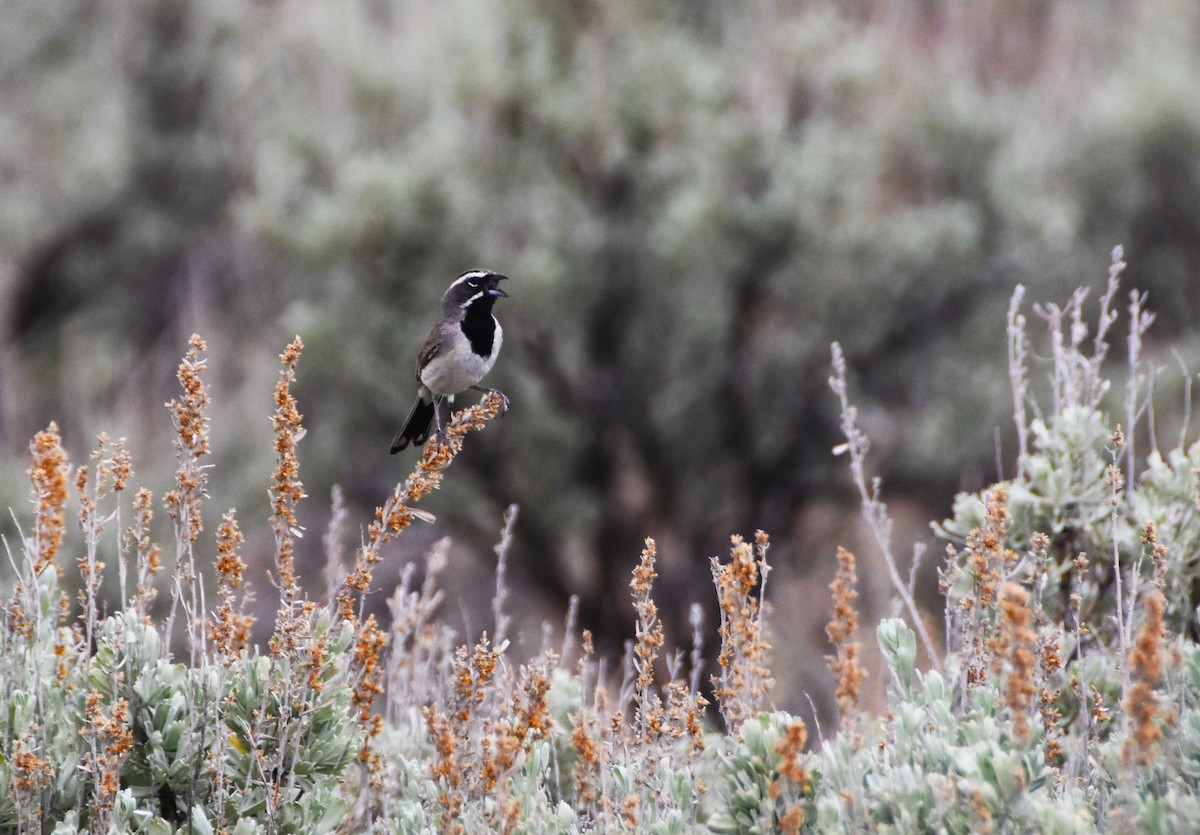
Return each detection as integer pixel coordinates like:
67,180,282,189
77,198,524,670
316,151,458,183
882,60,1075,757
3,0,1200,651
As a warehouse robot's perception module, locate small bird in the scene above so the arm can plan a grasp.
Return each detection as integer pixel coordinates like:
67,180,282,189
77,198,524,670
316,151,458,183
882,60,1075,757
390,269,509,453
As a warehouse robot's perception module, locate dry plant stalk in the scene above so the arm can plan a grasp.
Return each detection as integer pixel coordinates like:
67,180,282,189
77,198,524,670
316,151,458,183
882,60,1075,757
774,719,810,833
385,543,449,718
826,547,867,725
999,582,1037,740
1141,520,1169,590
962,486,1013,691
76,436,130,650
163,333,212,656
269,336,307,655
829,342,940,668
1031,532,1064,762
82,693,134,832
1122,589,1165,766
210,509,253,661
711,531,773,730
126,487,161,622
271,337,305,605
335,392,508,768
28,421,68,578
322,484,349,604
631,537,665,744
336,391,509,621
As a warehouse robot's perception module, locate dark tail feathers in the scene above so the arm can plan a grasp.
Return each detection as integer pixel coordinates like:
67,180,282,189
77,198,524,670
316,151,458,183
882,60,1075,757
390,398,436,453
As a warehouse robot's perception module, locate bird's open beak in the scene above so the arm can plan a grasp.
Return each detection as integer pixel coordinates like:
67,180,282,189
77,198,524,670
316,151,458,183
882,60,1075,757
487,274,509,298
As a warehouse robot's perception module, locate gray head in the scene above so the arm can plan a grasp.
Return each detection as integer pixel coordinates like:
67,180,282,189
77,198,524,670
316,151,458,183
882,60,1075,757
441,269,509,316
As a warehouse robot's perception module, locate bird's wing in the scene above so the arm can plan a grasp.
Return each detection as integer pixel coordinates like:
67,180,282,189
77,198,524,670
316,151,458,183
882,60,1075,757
415,328,442,381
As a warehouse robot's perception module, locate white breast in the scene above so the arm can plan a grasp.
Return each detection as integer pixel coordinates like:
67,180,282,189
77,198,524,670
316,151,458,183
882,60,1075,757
420,319,502,398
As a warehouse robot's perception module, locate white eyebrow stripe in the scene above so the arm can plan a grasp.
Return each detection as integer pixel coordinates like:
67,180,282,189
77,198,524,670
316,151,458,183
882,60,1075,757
449,270,491,291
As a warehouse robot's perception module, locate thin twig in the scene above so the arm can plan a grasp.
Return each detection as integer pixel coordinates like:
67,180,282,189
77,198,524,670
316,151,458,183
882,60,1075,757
830,342,941,669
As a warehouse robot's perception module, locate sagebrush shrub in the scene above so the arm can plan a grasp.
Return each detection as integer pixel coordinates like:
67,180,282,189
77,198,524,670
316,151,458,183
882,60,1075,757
5,249,1200,833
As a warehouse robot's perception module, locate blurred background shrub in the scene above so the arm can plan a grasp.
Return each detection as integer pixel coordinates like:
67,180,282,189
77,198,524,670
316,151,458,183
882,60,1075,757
2,0,1199,722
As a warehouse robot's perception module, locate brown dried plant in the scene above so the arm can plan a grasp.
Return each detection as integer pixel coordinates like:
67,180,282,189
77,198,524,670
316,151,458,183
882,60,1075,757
998,582,1037,740
335,393,507,769
826,546,867,725
81,693,134,832
774,719,810,834
126,487,161,623
9,423,71,654
1122,589,1165,766
630,538,665,744
962,485,1013,691
164,334,210,543
269,336,307,655
163,333,212,656
76,436,130,650
336,391,508,621
28,421,68,577
271,337,305,603
711,531,773,730
9,732,52,831
210,509,253,661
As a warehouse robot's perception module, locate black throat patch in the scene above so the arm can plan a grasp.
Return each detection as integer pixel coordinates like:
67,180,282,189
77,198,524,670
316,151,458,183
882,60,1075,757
461,296,497,357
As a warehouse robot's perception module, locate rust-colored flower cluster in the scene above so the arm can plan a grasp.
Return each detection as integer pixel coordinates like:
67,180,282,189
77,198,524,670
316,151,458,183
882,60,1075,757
164,334,211,546
1122,589,1165,766
631,538,665,742
961,486,1014,691
337,392,508,621
424,640,553,832
211,509,254,660
711,531,773,729
774,719,810,833
270,336,306,614
8,731,52,831
425,703,462,828
1141,520,1169,589
10,733,52,798
999,582,1037,740
826,546,867,724
334,393,506,769
28,421,68,576
572,711,601,805
352,614,387,726
82,693,134,832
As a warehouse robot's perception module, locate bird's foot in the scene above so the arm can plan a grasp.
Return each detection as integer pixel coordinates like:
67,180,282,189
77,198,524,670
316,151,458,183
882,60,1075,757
472,386,510,415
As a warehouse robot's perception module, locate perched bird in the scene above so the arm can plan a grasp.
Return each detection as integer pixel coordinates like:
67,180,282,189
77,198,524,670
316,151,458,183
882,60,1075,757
390,269,509,453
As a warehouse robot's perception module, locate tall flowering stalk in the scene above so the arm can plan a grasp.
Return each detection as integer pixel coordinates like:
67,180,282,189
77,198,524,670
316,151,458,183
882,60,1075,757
126,487,160,623
334,392,508,773
28,422,68,578
630,538,665,744
711,531,773,730
335,391,508,621
269,336,306,654
10,423,69,647
826,547,867,726
1122,589,1165,766
163,334,212,658
210,509,252,662
999,582,1037,741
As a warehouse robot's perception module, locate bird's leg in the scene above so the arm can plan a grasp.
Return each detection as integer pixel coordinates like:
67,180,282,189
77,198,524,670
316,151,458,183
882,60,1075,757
432,396,447,444
470,385,510,414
